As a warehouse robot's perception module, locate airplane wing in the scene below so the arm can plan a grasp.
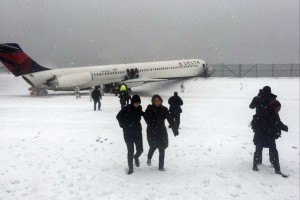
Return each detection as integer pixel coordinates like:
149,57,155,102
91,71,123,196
123,78,168,87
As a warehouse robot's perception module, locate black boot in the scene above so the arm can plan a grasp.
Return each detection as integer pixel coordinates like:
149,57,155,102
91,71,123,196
147,148,155,166
253,166,258,171
127,155,134,174
257,152,262,165
253,152,260,171
158,148,165,171
128,169,133,175
147,159,151,166
134,157,140,167
270,150,281,174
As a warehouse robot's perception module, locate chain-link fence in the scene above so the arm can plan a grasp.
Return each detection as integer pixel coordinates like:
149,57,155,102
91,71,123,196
210,64,300,77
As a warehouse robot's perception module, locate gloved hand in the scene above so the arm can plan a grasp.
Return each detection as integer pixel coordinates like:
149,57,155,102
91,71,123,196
282,125,288,132
172,128,179,137
274,132,281,139
119,122,124,128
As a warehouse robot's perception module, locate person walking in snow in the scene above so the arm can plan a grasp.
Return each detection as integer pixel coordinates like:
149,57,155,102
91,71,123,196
119,91,131,109
99,84,104,96
91,86,102,111
144,94,179,171
89,86,94,101
114,83,120,96
168,92,183,129
249,86,277,165
250,93,288,177
180,83,185,93
116,95,144,175
120,83,127,93
74,87,81,98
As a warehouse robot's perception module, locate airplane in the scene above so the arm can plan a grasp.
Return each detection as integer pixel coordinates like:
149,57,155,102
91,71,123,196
0,43,214,96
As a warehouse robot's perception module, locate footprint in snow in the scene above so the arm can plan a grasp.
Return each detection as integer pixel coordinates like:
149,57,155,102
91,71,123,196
96,137,109,143
11,180,20,185
230,193,239,197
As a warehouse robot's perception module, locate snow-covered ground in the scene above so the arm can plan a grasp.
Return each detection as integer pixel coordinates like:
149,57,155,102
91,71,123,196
0,74,299,200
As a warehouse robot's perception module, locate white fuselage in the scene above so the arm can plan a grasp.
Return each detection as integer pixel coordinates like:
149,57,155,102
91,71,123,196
22,59,212,91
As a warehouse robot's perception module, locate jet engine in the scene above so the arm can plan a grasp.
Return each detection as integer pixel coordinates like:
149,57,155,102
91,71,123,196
46,72,92,88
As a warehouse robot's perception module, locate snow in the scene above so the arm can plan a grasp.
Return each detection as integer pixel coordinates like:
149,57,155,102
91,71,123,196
0,74,299,200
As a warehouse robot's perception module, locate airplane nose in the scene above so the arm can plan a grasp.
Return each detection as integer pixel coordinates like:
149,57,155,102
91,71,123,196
207,65,214,76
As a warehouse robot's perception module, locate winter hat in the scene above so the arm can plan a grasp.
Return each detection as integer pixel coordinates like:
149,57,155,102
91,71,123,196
151,94,163,104
263,86,271,93
131,95,141,104
268,100,281,112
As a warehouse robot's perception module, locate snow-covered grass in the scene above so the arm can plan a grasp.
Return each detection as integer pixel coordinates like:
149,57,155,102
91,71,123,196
0,74,299,200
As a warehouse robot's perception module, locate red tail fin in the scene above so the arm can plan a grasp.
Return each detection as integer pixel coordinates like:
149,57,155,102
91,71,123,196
0,43,49,76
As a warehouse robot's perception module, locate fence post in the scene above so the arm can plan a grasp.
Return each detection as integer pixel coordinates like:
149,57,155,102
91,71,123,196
222,63,224,77
239,64,241,77
272,64,274,77
256,64,258,77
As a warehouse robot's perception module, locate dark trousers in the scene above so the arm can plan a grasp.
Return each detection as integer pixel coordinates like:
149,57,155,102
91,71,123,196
148,146,165,169
125,137,143,170
171,113,180,128
93,99,101,110
254,143,280,172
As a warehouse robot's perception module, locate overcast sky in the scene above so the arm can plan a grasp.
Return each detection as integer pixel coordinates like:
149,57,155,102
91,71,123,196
1,0,299,68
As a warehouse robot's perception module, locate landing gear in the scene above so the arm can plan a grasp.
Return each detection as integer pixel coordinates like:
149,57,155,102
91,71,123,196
29,87,48,96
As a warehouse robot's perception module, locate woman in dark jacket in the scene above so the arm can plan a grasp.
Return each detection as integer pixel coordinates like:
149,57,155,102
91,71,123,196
144,94,179,171
249,86,277,165
250,99,288,176
116,95,144,175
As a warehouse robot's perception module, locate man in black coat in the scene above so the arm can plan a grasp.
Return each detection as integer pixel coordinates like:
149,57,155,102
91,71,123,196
91,86,102,111
116,95,144,175
250,97,288,176
144,94,179,171
168,92,183,129
119,91,131,109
